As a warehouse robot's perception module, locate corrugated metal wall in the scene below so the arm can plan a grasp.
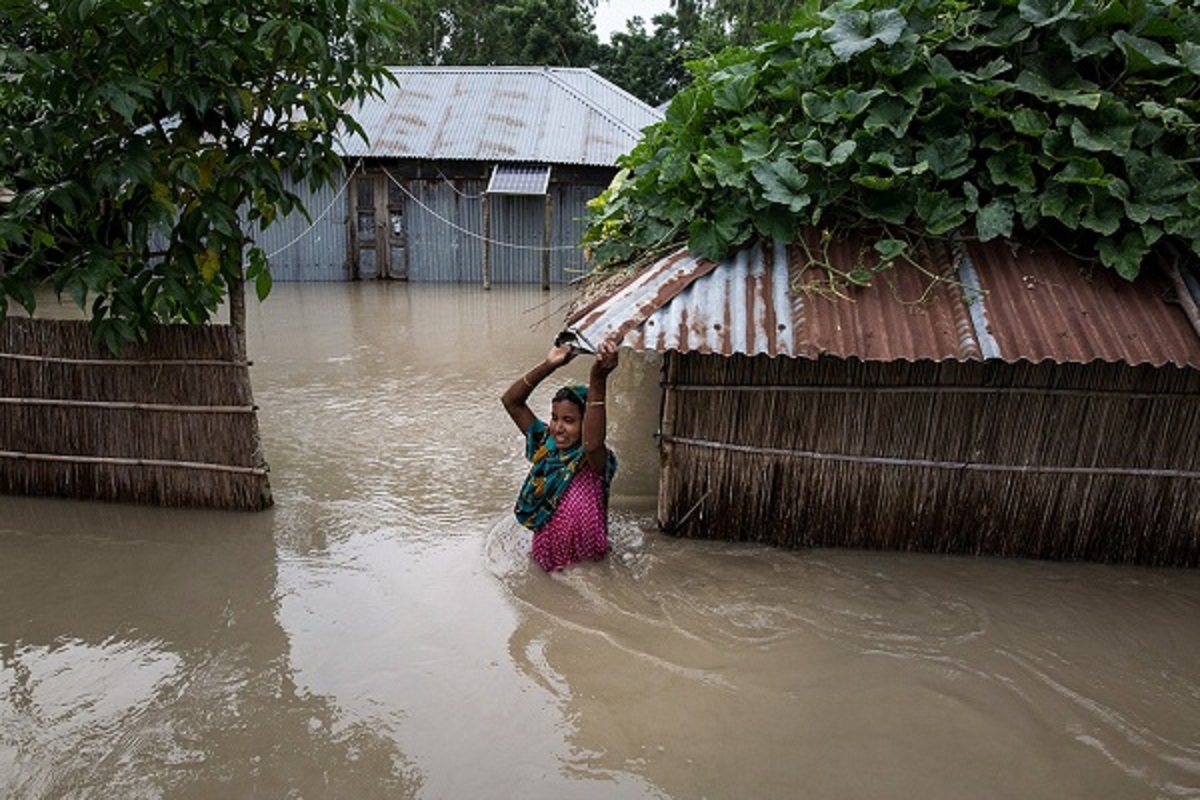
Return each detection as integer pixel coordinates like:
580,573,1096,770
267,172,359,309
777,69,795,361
256,161,607,283
552,184,599,283
405,179,487,282
487,195,548,284
247,169,350,282
396,174,600,284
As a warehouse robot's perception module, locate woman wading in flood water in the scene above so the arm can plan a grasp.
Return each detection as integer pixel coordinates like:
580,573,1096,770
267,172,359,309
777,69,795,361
501,339,619,571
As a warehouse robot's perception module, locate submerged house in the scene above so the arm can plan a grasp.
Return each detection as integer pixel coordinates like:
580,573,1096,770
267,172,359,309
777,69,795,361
254,67,661,284
562,235,1200,566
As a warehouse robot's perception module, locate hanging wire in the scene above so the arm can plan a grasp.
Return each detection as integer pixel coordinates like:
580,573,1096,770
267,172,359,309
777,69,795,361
263,158,363,260
381,165,584,252
434,166,486,200
255,159,590,259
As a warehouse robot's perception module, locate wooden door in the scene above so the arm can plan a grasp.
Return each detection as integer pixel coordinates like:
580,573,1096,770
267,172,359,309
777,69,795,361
386,178,408,280
350,171,409,280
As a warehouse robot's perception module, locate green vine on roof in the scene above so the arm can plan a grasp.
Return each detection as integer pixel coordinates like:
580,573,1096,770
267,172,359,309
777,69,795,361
582,0,1200,286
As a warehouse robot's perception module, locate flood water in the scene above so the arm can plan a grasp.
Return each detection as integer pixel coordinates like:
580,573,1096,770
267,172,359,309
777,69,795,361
2,282,1199,799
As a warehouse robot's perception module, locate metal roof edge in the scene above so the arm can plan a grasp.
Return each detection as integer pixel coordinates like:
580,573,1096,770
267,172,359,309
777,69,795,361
565,234,1200,368
562,247,721,350
538,69,655,140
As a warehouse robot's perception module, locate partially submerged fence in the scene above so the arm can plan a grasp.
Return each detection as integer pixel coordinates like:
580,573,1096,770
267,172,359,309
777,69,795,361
0,318,272,510
658,352,1200,566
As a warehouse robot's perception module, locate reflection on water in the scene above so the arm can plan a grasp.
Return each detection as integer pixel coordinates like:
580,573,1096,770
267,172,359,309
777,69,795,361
2,283,1198,799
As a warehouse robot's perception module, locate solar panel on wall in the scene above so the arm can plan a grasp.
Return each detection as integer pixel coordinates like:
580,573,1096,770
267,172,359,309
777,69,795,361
486,164,551,195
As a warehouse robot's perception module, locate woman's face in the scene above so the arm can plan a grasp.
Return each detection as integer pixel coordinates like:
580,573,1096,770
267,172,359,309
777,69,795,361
549,399,584,450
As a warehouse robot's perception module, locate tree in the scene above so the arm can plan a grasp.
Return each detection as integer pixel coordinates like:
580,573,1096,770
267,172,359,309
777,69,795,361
595,14,688,108
673,0,813,46
375,0,599,67
0,0,406,353
593,1,813,106
373,0,497,65
493,0,601,66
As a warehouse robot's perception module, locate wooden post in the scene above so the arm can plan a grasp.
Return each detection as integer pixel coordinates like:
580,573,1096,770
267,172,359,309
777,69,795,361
542,194,552,290
347,170,359,280
229,274,247,363
482,193,491,290
229,272,273,507
657,351,678,531
1167,259,1200,340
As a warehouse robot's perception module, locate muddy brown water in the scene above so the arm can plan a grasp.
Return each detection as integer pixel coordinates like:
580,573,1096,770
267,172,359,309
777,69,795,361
2,283,1198,799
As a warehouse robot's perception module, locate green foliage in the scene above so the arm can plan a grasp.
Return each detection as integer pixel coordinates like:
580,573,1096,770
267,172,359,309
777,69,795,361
0,0,405,349
594,14,689,107
583,0,1200,284
371,0,599,67
674,0,819,47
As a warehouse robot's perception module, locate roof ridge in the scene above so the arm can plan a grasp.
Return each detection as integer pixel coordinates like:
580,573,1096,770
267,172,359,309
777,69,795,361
537,68,645,140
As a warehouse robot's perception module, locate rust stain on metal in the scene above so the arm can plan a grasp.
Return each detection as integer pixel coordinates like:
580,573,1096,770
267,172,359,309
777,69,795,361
965,241,1200,368
479,141,519,156
486,114,525,129
565,233,1200,368
386,111,429,129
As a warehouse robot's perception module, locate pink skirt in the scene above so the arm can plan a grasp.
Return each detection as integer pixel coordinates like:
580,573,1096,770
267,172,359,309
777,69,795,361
531,467,608,571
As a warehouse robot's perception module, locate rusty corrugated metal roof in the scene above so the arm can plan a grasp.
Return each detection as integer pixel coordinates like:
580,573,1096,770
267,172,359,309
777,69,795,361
960,241,1200,367
339,67,662,167
563,236,1200,369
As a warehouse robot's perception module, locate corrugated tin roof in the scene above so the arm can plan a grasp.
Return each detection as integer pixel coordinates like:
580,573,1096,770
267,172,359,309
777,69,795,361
563,237,1200,369
339,67,662,167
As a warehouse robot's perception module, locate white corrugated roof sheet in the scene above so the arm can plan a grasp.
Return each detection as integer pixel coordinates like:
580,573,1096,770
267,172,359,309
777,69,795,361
339,66,662,167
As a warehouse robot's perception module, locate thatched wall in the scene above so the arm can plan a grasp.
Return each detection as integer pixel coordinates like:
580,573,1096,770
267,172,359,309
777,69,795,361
658,353,1200,566
0,318,272,510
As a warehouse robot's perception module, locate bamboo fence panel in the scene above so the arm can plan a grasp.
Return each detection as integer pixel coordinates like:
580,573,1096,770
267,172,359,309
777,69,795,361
658,352,1200,565
0,318,272,510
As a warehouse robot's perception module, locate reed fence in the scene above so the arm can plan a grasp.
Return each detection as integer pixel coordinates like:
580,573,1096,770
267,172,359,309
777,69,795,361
657,352,1200,566
0,318,272,510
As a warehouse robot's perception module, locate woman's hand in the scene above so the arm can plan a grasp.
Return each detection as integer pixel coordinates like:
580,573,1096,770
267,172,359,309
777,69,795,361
545,342,575,369
592,338,619,376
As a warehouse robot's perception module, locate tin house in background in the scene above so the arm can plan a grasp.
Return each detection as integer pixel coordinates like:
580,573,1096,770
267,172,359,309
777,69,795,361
250,67,661,285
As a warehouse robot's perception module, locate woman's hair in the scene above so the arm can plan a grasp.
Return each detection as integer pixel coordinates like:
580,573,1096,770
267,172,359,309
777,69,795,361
552,384,587,414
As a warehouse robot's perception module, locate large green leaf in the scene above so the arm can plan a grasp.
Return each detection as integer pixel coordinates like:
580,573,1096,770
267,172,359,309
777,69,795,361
821,8,907,60
1112,31,1181,72
1180,42,1200,76
1014,68,1102,109
801,91,837,124
863,97,916,137
1009,107,1052,136
713,72,758,112
918,133,972,179
862,189,914,225
801,139,857,167
705,147,749,190
1080,188,1123,235
752,158,811,212
831,87,881,119
1052,157,1110,186
915,190,968,235
1064,100,1139,155
689,204,750,261
986,145,1037,191
1096,230,1149,280
976,198,1015,241
1040,183,1082,227
1018,0,1078,27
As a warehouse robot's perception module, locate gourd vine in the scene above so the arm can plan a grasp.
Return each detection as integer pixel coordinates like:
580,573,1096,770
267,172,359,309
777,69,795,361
583,0,1200,293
